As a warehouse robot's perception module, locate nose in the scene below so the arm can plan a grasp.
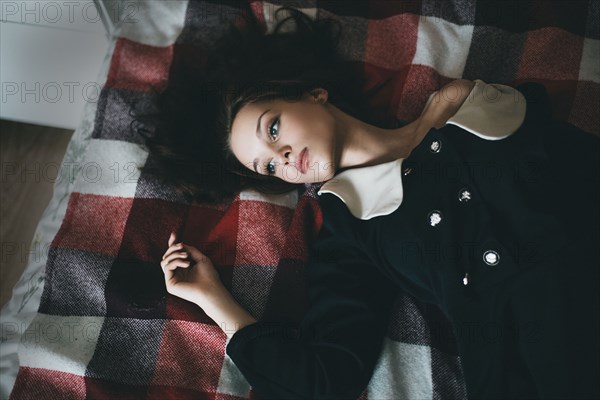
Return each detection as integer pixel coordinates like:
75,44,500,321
263,145,295,174
274,147,293,167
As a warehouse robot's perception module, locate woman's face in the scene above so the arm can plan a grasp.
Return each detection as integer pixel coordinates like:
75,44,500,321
229,89,338,184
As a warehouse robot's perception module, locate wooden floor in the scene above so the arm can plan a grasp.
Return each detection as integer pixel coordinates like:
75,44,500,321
0,119,73,309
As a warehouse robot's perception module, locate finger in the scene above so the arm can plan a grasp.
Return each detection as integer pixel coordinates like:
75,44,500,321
162,243,184,260
165,259,191,271
161,251,189,267
162,243,183,260
164,265,174,282
163,255,190,266
168,231,176,247
161,252,183,269
181,244,208,262
164,248,190,260
160,257,190,274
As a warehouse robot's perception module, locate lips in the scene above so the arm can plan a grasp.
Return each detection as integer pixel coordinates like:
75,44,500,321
298,147,308,174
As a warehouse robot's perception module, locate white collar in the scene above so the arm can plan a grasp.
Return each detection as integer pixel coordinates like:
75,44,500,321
317,79,527,220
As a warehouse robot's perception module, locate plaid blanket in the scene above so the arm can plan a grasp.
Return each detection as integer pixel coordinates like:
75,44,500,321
6,0,598,399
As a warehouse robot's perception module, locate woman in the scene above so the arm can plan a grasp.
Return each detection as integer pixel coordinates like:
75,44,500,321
141,7,600,400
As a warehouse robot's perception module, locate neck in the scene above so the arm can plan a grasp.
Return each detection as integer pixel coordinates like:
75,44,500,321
329,104,429,173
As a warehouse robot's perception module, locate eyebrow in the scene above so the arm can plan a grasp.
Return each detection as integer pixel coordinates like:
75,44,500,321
253,109,270,174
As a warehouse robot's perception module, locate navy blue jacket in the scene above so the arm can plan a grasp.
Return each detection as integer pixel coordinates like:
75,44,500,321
226,82,600,399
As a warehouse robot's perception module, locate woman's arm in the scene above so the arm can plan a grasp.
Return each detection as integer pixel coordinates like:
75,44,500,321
223,193,398,400
162,197,398,400
196,285,257,339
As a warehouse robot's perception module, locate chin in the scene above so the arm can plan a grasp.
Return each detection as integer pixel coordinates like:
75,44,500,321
311,163,335,183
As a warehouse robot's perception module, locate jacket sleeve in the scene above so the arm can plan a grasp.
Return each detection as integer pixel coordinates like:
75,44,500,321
225,193,398,400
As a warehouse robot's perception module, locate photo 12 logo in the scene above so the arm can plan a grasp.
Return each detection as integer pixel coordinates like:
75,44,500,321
0,1,139,25
1,81,104,104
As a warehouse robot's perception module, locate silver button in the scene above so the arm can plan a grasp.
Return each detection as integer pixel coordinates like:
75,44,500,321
403,167,413,176
428,210,442,226
462,273,470,286
458,188,472,202
430,140,442,153
483,250,500,266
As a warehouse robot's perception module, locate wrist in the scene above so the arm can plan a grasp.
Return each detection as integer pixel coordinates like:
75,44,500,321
192,282,228,308
195,284,258,337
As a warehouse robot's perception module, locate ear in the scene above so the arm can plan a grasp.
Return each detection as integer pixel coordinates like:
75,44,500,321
310,88,329,104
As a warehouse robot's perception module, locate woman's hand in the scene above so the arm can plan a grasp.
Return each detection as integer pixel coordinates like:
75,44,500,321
161,231,224,305
161,231,258,337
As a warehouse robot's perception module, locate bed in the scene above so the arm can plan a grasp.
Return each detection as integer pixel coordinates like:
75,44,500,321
1,1,597,399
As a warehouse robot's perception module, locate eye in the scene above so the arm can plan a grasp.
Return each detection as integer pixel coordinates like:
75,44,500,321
266,159,277,176
263,117,280,175
268,117,279,140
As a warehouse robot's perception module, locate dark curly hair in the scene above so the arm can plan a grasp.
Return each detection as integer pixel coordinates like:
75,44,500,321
132,6,395,206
